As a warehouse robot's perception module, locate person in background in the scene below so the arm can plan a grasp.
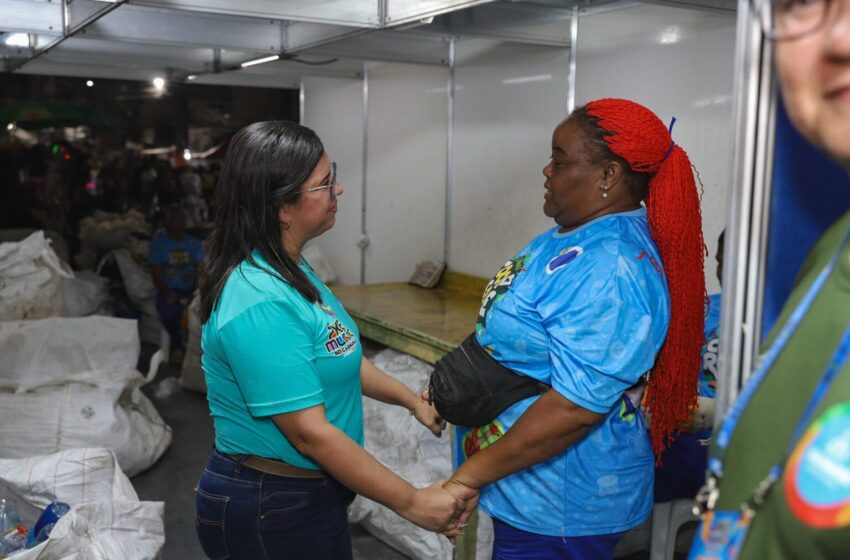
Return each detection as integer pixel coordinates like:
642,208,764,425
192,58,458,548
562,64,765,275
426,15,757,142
654,230,724,503
690,2,850,558
148,204,203,361
443,98,708,559
195,121,467,559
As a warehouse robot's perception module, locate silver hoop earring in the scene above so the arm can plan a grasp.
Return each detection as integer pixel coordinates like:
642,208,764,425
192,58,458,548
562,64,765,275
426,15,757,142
602,186,609,199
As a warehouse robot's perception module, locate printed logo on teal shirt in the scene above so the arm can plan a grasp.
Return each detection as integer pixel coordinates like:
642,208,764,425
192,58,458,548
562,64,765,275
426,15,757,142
324,320,357,356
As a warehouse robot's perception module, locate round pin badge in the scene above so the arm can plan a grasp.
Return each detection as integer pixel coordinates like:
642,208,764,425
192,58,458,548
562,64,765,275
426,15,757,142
785,401,850,529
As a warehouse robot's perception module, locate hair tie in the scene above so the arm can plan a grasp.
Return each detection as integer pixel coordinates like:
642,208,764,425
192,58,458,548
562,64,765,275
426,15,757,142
662,116,677,162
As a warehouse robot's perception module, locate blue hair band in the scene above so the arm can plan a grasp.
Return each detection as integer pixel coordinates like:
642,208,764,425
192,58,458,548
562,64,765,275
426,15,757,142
662,116,677,162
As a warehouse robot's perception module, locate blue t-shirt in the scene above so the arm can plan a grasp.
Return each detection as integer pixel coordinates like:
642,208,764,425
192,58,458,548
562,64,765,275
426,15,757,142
454,208,670,537
147,233,204,292
201,250,364,469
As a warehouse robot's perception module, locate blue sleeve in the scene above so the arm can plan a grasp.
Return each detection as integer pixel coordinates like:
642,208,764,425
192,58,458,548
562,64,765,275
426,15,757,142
540,256,666,414
219,299,324,417
147,235,166,265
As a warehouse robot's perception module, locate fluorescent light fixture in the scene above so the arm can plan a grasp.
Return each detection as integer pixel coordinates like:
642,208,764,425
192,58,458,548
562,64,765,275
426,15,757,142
86,80,94,87
152,76,166,91
502,74,553,85
240,55,279,68
4,33,29,48
183,149,192,161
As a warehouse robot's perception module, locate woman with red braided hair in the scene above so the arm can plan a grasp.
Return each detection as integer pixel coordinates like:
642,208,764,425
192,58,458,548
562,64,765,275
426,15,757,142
441,98,706,558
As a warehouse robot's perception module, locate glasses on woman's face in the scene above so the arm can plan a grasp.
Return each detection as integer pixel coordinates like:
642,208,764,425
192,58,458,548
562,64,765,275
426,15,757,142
303,162,337,201
750,0,838,41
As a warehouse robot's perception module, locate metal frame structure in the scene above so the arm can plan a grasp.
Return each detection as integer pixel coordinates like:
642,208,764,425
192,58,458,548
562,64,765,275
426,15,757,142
2,0,734,85
715,0,776,422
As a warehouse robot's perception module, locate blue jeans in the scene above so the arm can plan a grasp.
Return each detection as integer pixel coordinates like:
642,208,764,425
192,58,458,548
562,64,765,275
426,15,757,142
195,449,356,560
155,288,191,348
492,518,623,560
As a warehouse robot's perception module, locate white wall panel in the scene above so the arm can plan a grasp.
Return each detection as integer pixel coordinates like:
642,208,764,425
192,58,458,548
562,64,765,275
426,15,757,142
450,39,570,278
301,75,365,286
575,5,736,293
364,62,448,283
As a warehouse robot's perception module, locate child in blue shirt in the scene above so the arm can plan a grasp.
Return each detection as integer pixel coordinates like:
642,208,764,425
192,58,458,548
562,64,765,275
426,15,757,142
147,204,204,353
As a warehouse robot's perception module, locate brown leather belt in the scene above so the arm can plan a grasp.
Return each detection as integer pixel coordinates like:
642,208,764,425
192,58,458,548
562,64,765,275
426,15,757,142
224,452,326,479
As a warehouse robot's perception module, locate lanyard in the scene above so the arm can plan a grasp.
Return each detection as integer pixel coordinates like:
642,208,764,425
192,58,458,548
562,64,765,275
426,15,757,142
699,230,850,512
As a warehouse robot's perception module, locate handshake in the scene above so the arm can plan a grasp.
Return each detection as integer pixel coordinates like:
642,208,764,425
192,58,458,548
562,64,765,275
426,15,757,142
397,478,480,541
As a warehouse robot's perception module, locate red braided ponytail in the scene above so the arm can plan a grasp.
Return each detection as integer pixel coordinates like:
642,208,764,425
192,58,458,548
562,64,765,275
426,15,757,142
583,98,707,457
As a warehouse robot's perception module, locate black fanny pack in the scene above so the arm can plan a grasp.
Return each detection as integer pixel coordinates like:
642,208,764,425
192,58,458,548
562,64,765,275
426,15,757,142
428,334,549,427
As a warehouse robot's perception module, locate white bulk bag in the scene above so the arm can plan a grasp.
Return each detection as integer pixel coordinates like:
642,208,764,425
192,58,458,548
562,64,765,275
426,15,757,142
100,248,167,347
0,316,139,392
351,348,494,560
78,209,151,251
0,231,72,321
61,270,110,317
0,317,171,477
0,448,164,559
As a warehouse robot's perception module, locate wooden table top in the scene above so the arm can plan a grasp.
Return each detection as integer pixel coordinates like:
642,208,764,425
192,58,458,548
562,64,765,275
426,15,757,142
333,272,485,364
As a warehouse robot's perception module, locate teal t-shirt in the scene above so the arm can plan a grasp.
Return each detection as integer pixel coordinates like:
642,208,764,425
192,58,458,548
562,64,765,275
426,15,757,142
201,250,364,470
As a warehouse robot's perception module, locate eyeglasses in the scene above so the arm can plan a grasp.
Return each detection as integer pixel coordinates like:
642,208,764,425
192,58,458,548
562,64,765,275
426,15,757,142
749,0,840,41
303,162,337,201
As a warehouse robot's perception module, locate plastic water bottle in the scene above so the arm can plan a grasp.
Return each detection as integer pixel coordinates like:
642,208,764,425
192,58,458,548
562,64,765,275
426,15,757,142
25,502,69,549
25,522,55,549
0,501,19,535
0,525,28,557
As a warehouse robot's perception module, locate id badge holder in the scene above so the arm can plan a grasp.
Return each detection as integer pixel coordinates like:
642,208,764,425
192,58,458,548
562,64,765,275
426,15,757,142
686,510,753,560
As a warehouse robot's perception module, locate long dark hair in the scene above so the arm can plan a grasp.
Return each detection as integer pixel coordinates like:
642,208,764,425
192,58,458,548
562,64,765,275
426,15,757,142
200,121,324,323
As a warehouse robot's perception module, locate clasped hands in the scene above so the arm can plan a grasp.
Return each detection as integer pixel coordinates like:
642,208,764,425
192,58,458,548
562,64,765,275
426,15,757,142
401,478,479,541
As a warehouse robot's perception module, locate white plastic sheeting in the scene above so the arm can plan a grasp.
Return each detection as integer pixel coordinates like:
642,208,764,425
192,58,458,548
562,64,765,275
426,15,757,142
0,231,73,321
0,448,164,559
0,316,172,477
351,348,494,560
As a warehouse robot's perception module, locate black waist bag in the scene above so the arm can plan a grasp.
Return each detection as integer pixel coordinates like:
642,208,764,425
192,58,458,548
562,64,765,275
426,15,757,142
428,334,548,427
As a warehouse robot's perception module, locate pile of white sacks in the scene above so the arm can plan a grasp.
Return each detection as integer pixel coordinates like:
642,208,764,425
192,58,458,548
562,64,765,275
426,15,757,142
0,448,164,559
0,232,168,558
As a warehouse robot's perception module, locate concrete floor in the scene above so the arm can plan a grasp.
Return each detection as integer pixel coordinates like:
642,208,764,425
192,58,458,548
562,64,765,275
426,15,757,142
133,362,409,560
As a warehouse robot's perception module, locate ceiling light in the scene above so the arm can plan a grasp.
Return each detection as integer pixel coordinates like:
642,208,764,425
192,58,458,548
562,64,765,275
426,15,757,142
152,76,166,91
3,33,29,48
659,26,682,45
183,149,192,161
240,55,279,68
86,80,94,87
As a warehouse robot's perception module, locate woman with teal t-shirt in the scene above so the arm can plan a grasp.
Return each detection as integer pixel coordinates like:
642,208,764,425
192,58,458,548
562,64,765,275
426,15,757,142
194,121,468,559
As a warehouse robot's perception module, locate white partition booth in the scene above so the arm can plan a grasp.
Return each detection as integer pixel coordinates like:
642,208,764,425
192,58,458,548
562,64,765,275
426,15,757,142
0,1,758,558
